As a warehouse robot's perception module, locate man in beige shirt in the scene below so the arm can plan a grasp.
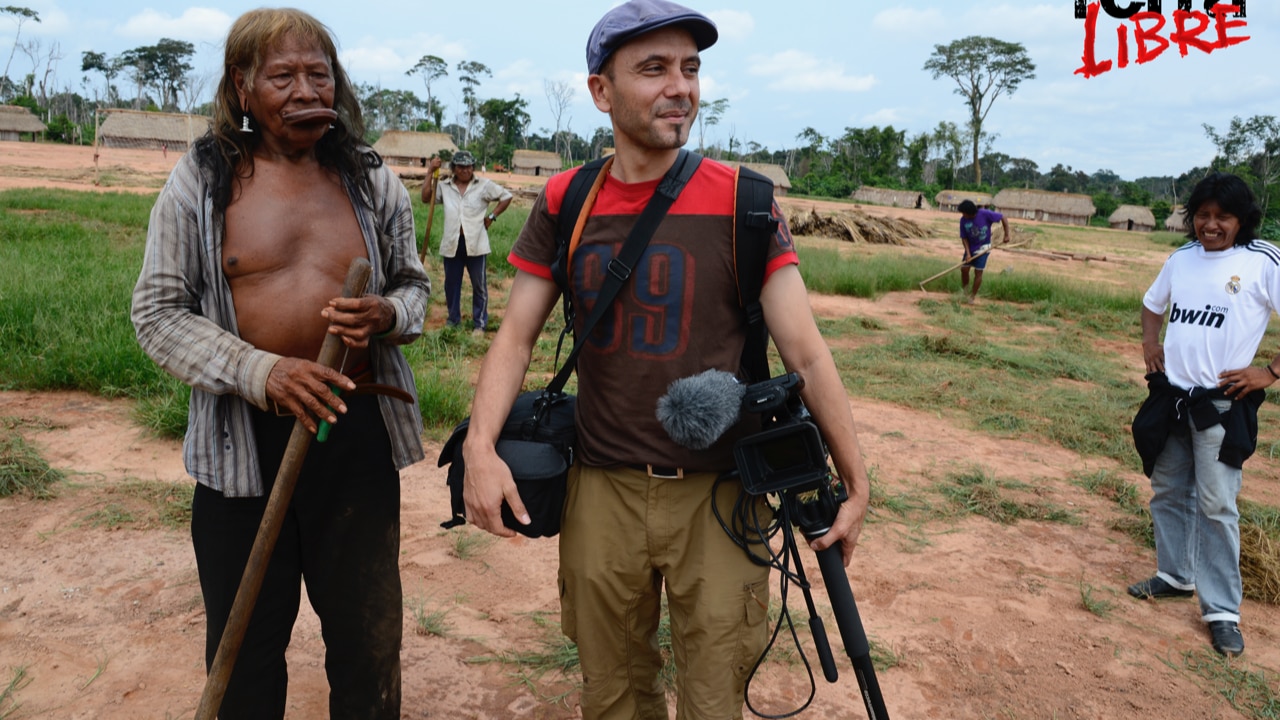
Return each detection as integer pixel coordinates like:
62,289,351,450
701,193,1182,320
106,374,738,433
426,150,512,333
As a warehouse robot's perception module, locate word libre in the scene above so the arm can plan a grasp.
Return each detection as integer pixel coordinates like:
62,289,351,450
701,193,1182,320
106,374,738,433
1074,1,1249,79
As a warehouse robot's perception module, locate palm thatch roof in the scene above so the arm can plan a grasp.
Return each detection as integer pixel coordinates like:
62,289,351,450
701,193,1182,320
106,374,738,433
934,190,993,209
852,186,931,209
719,161,792,192
994,188,1095,218
1165,206,1187,231
512,149,563,174
98,109,210,145
371,130,457,164
0,104,47,133
1108,204,1156,227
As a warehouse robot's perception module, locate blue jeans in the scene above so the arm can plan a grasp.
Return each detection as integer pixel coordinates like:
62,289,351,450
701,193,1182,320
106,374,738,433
443,237,488,330
1148,398,1243,623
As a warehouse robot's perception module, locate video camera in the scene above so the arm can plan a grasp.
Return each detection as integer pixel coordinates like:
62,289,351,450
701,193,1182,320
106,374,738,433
733,373,848,539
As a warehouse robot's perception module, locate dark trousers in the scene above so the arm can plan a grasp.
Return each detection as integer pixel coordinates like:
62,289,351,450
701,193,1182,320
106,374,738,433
192,395,402,720
443,235,488,329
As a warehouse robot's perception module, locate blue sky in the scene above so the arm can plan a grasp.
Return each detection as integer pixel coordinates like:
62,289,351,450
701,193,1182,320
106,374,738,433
4,1,1275,180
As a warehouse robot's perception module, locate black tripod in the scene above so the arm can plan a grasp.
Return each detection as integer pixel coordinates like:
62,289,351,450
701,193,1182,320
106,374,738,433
780,475,890,720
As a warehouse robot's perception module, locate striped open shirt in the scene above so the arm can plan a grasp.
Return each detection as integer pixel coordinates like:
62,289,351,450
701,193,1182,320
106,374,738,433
131,148,430,497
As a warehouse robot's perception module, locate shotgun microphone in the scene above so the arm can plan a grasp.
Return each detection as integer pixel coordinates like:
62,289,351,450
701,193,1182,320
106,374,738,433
655,369,745,450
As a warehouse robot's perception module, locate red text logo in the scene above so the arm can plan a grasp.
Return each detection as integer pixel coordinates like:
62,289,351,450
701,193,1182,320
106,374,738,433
1074,1,1249,78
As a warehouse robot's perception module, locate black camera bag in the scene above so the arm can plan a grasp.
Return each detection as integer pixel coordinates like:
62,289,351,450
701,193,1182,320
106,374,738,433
438,390,576,538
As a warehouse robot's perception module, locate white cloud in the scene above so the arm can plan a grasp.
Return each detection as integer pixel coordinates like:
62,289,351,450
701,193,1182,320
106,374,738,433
861,108,902,126
116,8,232,43
747,50,875,93
707,9,754,41
871,7,943,33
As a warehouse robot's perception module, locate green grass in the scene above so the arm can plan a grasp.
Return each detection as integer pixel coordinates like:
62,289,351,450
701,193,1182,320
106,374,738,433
447,528,495,560
1073,470,1154,548
0,429,64,499
409,598,453,637
938,467,1078,525
0,666,31,720
1176,649,1280,720
1078,579,1116,618
77,480,193,530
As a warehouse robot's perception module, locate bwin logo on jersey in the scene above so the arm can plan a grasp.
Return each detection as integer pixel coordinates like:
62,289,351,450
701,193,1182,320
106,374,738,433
1170,302,1226,329
1226,275,1241,295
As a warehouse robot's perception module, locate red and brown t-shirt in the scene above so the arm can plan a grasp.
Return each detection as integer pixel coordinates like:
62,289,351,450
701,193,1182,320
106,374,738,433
510,159,799,471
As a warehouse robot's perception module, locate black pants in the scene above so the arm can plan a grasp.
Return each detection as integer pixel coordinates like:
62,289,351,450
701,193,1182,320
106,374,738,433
192,395,402,720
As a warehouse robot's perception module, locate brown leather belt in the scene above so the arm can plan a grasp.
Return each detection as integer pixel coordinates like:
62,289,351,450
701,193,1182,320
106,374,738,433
624,463,685,479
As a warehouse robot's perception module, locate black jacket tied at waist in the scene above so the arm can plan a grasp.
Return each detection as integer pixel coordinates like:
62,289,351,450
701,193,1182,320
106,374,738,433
1131,371,1265,478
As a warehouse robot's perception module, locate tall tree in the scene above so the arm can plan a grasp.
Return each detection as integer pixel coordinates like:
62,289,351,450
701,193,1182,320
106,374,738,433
544,79,574,163
81,50,119,105
406,55,447,130
923,36,1035,186
1204,115,1280,216
477,94,529,166
1,5,38,95
696,98,728,155
455,60,490,146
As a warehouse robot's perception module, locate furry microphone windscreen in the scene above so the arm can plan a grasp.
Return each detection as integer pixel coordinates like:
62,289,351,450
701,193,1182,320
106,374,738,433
655,369,745,450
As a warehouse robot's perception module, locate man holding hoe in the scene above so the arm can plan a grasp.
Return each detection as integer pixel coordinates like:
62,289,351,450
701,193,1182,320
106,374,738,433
957,198,1011,303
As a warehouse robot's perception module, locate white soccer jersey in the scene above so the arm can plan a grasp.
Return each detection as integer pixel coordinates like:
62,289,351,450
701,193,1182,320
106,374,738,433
1144,240,1280,390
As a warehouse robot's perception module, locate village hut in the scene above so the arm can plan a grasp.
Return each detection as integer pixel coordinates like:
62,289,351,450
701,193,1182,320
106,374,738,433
934,190,993,212
852,186,931,209
1165,206,1187,232
719,161,792,196
1108,204,1156,232
97,109,210,152
512,149,563,177
371,130,457,167
0,104,46,141
993,188,1095,226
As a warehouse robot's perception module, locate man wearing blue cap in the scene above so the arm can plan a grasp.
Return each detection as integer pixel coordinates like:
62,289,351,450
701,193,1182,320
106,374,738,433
462,1,871,716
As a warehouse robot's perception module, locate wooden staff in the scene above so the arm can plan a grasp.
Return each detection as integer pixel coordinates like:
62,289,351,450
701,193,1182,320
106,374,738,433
917,239,1032,291
195,257,372,720
419,167,439,264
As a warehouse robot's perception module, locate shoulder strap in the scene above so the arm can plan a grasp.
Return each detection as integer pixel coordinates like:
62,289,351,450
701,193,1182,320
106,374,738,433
546,149,703,395
551,156,612,297
733,166,779,383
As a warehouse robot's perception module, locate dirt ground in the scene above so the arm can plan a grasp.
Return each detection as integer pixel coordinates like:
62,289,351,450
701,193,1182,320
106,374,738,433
2,143,1279,719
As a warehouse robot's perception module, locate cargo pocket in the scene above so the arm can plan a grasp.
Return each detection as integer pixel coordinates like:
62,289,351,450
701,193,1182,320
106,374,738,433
732,578,771,680
558,573,578,644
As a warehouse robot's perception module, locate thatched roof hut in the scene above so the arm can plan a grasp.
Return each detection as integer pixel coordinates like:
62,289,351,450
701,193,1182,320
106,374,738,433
98,109,210,152
852,186,931,209
1108,204,1156,232
512,149,563,176
371,130,457,167
934,190,993,212
1165,206,1187,232
993,188,1095,226
720,161,792,196
0,104,46,141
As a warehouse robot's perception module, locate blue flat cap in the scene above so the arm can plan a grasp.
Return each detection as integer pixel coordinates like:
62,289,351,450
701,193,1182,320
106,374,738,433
586,0,718,75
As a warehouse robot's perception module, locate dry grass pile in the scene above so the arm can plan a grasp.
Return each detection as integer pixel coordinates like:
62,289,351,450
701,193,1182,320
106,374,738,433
786,208,930,245
1241,522,1280,605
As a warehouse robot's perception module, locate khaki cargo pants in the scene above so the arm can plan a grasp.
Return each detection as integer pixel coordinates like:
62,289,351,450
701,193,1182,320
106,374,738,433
559,464,772,720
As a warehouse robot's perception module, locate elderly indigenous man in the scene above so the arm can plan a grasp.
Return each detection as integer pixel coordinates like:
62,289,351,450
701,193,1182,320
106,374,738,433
427,151,513,334
460,1,871,717
1129,173,1277,659
131,8,428,718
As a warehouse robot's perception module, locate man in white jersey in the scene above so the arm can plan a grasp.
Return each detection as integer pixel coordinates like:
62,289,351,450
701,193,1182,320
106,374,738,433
1129,172,1276,658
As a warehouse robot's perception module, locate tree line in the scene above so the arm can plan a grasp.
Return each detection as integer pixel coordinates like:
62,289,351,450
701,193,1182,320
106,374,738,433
1,10,1275,232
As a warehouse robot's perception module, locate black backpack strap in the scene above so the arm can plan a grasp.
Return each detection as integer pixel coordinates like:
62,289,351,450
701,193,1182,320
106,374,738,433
547,149,703,395
551,156,611,304
734,166,779,383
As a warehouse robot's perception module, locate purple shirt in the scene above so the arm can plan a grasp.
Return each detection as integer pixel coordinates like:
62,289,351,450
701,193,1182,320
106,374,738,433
960,208,1003,253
